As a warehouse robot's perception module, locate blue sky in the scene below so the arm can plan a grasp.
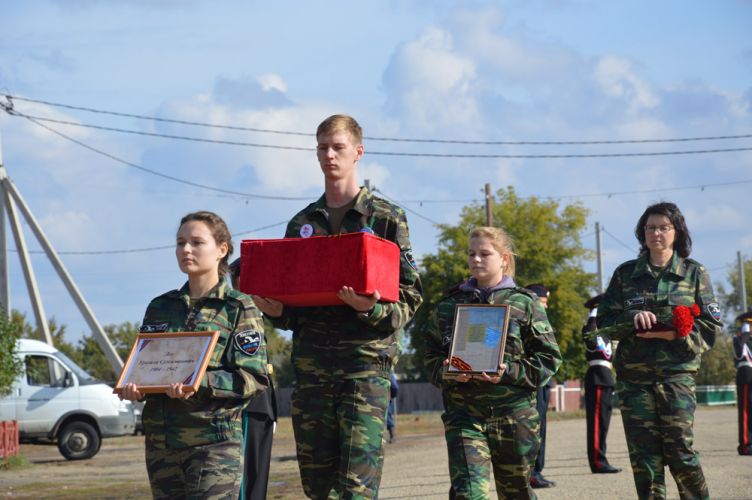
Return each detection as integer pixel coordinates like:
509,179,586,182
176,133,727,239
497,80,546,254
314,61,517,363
1,0,751,343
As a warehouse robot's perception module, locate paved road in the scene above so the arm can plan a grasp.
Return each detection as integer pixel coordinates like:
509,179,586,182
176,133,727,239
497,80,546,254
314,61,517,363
374,406,751,499
3,406,749,499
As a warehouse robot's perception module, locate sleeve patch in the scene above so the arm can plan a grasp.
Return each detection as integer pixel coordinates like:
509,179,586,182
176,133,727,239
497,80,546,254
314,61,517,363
707,303,721,321
404,250,418,271
140,323,168,333
234,330,261,356
624,297,645,308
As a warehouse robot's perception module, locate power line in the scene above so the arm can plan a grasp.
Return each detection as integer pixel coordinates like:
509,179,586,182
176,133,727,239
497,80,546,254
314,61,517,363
9,220,289,255
5,105,752,159
544,179,752,200
601,227,638,254
372,188,441,226
4,101,752,208
15,112,752,159
7,94,752,146
7,112,312,201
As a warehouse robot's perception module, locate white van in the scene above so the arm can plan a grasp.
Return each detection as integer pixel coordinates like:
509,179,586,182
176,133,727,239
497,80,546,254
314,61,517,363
0,338,135,460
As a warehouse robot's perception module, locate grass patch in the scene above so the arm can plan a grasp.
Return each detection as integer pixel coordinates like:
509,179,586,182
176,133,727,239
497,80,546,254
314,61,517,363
3,481,150,499
1,454,30,470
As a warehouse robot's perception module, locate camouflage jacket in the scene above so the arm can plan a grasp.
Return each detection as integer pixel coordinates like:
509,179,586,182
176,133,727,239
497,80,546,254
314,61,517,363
140,280,269,449
596,252,722,382
270,187,423,381
424,278,562,416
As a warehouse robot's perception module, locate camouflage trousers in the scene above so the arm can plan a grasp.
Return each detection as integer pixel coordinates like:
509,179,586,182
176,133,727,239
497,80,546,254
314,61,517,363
443,405,540,500
291,376,390,499
618,377,709,500
145,439,242,500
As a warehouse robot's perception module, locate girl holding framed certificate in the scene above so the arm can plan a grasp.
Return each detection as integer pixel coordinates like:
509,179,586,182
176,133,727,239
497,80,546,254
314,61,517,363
119,211,270,499
424,226,562,499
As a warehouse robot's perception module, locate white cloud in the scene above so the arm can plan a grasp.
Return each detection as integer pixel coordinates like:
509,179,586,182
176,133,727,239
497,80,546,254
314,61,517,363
382,27,479,131
37,210,95,250
357,161,391,190
452,7,579,83
684,203,748,232
258,73,287,93
594,56,659,114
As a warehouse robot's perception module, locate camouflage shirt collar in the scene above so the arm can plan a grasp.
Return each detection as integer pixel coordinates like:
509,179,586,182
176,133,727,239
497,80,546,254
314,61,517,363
631,251,686,279
175,279,229,304
308,186,373,219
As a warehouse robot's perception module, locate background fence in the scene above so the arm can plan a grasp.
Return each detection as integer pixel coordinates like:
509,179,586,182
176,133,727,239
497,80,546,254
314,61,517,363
0,420,19,459
273,382,737,417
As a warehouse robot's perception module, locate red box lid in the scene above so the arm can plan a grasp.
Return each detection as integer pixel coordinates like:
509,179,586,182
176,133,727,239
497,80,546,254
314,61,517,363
239,232,400,307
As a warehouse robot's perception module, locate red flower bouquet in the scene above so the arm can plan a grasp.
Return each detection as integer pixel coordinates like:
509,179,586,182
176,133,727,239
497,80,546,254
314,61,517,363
672,304,701,338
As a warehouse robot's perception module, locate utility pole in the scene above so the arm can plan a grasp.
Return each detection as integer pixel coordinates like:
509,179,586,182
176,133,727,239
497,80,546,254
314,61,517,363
1,164,52,343
0,152,123,370
0,135,8,319
595,222,604,294
364,179,371,191
739,251,748,312
484,183,493,227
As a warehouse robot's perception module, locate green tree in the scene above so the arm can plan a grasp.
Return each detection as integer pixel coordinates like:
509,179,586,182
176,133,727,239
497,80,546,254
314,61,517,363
410,187,596,382
0,310,23,397
717,255,752,322
696,332,736,385
264,321,294,387
64,322,141,383
11,310,76,356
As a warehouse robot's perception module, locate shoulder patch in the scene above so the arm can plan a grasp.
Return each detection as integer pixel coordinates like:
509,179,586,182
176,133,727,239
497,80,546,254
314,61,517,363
234,330,261,356
707,303,721,321
140,323,168,333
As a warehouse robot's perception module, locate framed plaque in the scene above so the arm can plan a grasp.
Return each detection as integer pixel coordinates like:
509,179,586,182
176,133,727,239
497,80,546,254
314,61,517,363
113,331,220,395
443,304,510,379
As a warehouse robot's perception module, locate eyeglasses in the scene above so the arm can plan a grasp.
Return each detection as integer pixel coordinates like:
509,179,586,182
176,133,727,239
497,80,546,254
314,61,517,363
644,224,674,234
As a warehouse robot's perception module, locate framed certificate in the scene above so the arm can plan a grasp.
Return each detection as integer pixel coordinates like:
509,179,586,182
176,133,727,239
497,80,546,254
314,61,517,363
443,304,510,379
113,331,220,395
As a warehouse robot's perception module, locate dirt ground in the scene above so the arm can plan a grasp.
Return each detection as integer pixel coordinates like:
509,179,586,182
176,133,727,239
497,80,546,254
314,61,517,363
2,406,750,499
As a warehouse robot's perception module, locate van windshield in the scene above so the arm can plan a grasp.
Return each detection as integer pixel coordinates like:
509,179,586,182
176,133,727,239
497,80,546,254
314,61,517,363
55,350,99,385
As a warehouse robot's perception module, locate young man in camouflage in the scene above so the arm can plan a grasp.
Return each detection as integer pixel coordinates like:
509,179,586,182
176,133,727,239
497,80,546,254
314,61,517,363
253,114,423,499
596,202,722,500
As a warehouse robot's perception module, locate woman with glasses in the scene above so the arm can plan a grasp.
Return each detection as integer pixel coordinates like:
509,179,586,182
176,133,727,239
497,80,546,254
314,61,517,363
596,202,722,500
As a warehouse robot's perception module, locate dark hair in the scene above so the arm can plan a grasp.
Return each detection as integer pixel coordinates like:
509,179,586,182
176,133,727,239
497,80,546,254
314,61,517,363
178,211,233,278
634,202,692,258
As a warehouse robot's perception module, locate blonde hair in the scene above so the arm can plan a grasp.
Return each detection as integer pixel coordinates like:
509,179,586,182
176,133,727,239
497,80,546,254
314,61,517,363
316,114,363,144
469,226,516,278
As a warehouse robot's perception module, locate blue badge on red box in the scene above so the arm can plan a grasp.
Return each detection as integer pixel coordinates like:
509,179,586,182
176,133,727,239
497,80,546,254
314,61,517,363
360,227,375,234
234,330,261,356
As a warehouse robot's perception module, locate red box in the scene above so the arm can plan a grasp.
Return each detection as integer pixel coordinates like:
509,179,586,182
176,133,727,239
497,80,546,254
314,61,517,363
239,232,400,307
